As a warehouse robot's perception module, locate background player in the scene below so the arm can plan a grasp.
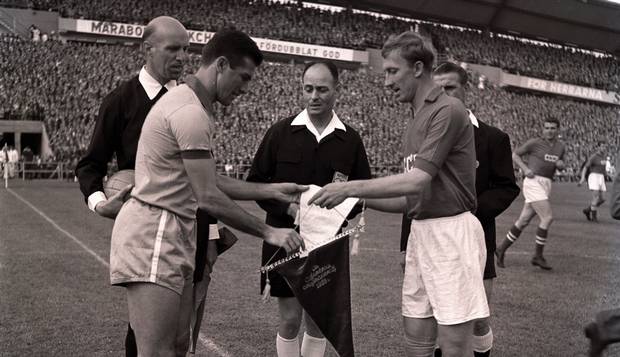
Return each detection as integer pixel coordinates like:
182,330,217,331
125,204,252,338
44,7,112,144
495,118,566,270
580,141,608,222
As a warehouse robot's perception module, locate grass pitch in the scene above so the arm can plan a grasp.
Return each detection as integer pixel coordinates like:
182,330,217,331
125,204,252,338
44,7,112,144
1,180,619,356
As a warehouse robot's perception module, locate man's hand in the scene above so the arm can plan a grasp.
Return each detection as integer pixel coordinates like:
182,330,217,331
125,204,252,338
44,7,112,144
94,184,133,219
264,227,304,253
308,182,349,209
269,183,308,203
524,168,535,179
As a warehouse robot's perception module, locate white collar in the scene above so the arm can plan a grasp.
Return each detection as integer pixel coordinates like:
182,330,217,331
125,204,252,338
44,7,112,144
138,67,177,100
291,109,346,142
467,110,479,128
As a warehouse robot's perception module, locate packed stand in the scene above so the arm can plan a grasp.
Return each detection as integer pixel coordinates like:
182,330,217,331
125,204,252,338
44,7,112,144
0,36,617,178
20,0,620,91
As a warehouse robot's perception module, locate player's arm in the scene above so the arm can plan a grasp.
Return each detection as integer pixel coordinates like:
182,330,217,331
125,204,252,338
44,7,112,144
216,174,306,204
476,131,520,220
75,92,129,217
310,104,459,209
579,154,595,184
310,169,431,209
512,140,534,178
183,152,302,253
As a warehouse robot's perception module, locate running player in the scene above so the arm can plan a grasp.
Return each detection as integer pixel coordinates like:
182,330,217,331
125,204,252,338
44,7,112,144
580,141,607,222
495,118,566,270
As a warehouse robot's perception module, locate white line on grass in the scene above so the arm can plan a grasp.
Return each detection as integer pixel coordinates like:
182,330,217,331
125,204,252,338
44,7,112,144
7,188,231,357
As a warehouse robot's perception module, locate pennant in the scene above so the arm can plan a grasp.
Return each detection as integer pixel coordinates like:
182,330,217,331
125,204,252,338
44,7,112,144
275,236,354,357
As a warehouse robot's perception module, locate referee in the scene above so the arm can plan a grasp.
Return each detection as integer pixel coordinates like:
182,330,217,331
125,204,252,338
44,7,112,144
75,16,191,356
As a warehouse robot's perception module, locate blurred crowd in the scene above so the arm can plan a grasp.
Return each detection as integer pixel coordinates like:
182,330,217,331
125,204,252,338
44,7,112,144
18,0,620,91
1,34,617,179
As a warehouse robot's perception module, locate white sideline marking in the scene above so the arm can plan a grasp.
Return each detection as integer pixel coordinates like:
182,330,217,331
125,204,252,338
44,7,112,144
8,188,231,357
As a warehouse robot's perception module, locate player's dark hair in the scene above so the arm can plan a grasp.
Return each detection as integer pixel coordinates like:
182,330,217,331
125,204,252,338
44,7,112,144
544,117,560,128
302,61,339,84
201,29,263,68
433,62,468,86
381,31,436,71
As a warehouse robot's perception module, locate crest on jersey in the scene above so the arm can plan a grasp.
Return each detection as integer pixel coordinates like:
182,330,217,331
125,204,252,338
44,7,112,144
333,171,348,183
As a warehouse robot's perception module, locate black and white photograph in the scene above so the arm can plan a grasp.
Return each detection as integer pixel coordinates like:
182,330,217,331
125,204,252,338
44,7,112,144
0,0,619,356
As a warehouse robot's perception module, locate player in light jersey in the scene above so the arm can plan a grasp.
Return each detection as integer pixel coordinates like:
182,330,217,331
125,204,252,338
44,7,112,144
496,118,566,270
580,141,607,222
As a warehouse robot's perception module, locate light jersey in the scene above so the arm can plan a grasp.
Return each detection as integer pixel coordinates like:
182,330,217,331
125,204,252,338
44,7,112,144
589,153,606,175
131,76,215,220
519,138,566,179
402,86,477,220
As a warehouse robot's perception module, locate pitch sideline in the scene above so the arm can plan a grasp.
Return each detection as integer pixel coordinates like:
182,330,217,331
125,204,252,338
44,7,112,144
7,187,232,357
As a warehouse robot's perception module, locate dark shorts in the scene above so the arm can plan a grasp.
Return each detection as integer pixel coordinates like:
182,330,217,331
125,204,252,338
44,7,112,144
260,241,295,297
481,219,497,280
194,209,216,283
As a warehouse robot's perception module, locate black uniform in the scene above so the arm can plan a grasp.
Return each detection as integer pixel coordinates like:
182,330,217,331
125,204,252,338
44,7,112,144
247,114,371,296
401,117,519,279
75,74,213,357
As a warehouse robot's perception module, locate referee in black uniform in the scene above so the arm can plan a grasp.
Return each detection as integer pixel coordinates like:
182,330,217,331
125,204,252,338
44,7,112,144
75,16,191,356
247,61,371,357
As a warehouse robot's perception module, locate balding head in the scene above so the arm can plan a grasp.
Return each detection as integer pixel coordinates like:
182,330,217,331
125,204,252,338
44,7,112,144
142,16,189,84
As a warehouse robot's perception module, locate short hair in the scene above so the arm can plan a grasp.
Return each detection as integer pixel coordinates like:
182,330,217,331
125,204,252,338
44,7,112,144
544,117,560,128
381,31,436,71
201,29,263,68
433,62,468,86
302,61,339,84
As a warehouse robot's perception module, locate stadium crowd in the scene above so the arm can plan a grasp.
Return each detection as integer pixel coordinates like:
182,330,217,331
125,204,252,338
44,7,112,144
19,0,620,91
1,33,617,179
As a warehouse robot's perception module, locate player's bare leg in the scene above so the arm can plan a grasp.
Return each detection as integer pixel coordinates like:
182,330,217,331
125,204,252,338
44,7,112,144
126,282,188,357
175,279,194,356
277,297,303,357
302,311,326,357
472,279,494,356
529,199,554,270
403,316,437,357
496,203,535,268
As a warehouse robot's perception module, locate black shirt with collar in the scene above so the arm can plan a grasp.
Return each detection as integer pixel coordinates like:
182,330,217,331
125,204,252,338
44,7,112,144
76,75,164,199
247,114,372,229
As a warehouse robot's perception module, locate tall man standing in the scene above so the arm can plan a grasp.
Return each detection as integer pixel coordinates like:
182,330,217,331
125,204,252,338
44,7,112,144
109,29,303,357
76,16,189,356
247,61,371,357
310,32,489,357
495,118,566,270
401,62,520,356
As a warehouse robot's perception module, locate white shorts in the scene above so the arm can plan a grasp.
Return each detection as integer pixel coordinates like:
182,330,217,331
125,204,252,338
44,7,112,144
402,212,489,325
110,198,197,295
523,176,552,203
588,173,606,192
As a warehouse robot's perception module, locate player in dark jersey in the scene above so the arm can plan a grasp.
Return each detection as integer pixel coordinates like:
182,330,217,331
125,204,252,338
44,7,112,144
496,118,566,270
580,141,608,222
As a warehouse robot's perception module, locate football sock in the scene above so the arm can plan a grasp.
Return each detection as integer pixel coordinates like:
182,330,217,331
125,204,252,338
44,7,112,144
507,225,522,242
473,328,493,353
301,332,326,357
535,227,548,249
277,333,300,357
